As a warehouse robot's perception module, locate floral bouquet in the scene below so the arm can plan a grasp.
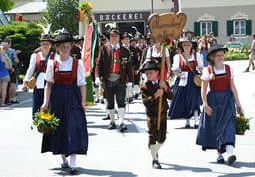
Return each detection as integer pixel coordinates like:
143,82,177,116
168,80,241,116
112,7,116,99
32,109,60,134
235,113,251,135
79,2,93,23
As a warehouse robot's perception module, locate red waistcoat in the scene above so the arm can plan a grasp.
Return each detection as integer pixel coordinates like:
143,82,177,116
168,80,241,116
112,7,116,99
35,53,54,73
53,58,78,85
208,64,231,91
110,48,120,73
179,53,198,72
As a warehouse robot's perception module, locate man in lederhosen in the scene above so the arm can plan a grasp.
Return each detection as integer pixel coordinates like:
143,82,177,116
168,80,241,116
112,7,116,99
95,28,133,132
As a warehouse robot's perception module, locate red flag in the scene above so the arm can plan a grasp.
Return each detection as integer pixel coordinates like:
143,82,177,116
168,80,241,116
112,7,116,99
82,24,93,76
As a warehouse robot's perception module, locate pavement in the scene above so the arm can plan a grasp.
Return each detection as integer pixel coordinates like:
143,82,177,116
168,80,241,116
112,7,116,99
0,60,255,177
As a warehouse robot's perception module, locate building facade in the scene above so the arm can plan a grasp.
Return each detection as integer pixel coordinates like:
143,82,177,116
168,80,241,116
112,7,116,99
79,0,173,36
182,0,255,44
79,0,255,45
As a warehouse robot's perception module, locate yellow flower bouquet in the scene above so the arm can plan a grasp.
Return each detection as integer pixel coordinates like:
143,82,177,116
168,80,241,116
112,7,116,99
236,113,250,135
32,109,60,134
79,2,93,23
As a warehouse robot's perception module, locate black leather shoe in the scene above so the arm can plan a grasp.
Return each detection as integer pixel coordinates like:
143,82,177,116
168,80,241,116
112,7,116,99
100,99,104,104
133,94,139,99
152,160,162,169
119,123,128,132
194,124,199,129
11,100,19,104
102,115,110,120
108,122,116,130
61,162,70,168
185,124,191,129
217,155,225,164
95,99,99,103
243,68,249,72
69,168,78,175
227,155,236,165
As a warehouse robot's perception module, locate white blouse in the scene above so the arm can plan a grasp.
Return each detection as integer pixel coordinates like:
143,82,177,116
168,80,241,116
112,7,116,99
201,65,234,81
146,46,170,58
24,52,48,89
45,54,86,86
172,53,204,71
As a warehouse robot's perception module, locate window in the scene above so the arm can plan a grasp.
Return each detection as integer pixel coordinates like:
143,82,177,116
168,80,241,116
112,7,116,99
200,21,212,36
233,20,246,35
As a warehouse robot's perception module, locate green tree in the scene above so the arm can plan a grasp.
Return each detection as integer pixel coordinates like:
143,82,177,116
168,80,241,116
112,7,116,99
46,0,79,34
0,0,14,12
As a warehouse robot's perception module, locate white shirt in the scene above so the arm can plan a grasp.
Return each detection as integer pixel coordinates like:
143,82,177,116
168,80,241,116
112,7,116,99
172,53,204,71
45,54,86,86
201,65,234,81
146,46,170,59
24,52,48,89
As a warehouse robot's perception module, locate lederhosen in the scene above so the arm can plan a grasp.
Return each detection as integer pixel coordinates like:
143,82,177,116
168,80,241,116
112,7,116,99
141,81,173,146
105,47,126,109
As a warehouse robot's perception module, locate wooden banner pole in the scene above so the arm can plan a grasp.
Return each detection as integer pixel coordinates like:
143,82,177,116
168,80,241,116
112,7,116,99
157,46,166,130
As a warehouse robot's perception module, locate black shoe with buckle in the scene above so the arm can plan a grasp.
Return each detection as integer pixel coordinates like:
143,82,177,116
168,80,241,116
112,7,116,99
108,122,116,130
152,160,162,169
119,123,128,132
217,155,225,164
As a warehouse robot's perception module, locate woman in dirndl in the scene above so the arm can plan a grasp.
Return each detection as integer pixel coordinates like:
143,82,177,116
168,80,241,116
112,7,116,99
23,34,53,118
168,37,203,128
145,39,171,80
40,29,88,174
196,44,242,165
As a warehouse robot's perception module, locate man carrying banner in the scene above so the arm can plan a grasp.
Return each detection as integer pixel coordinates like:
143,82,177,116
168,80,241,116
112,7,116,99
95,28,133,132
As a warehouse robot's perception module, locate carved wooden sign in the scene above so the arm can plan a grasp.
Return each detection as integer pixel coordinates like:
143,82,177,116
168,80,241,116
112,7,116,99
148,12,187,41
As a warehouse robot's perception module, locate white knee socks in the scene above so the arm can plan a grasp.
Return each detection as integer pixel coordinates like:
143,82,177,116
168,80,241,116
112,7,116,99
194,110,199,126
226,145,234,155
70,154,77,168
109,109,115,123
150,144,158,160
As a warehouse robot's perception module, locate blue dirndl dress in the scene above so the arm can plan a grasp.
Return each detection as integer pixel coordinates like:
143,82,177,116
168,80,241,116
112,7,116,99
41,59,88,156
196,65,236,153
168,55,202,119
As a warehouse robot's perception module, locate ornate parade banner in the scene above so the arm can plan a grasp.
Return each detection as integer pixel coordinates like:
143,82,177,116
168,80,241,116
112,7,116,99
79,2,96,106
148,12,186,130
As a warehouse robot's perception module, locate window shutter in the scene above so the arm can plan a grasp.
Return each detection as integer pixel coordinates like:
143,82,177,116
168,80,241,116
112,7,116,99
226,20,233,36
246,20,252,35
194,22,200,36
212,21,218,37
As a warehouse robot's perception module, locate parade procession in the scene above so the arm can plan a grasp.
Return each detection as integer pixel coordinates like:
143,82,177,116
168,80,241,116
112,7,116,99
0,0,255,177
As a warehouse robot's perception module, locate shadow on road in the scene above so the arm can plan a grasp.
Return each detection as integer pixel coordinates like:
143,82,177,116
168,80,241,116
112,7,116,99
51,167,138,177
217,172,255,177
161,162,212,173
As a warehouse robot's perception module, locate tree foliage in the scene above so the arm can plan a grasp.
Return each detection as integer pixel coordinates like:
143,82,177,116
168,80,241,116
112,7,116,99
0,0,14,12
0,22,43,74
46,0,79,34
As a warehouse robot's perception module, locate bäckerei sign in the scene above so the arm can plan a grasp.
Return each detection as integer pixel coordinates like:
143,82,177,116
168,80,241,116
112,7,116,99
94,12,150,22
